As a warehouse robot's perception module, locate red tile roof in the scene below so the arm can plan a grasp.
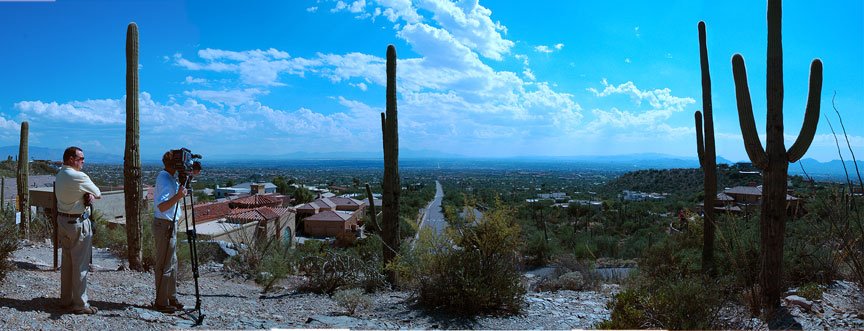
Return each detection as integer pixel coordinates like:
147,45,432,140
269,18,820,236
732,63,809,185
226,207,293,224
303,210,353,222
229,194,283,208
192,201,233,223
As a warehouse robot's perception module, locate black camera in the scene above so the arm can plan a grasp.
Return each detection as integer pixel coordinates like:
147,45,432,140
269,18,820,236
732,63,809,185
169,148,202,186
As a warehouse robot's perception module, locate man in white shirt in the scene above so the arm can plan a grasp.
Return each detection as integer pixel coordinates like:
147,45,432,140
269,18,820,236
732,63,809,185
54,146,101,315
152,151,187,313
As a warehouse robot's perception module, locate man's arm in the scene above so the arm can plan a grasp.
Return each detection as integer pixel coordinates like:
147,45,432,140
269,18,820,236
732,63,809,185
157,185,187,213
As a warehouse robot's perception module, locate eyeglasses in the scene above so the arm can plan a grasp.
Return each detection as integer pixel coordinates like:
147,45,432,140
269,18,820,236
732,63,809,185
74,156,85,161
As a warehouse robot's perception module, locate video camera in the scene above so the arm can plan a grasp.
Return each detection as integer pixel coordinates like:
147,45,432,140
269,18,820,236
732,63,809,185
168,148,202,187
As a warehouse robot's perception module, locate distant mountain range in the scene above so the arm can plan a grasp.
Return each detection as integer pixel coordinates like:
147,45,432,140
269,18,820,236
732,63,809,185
0,145,122,164
1,145,859,181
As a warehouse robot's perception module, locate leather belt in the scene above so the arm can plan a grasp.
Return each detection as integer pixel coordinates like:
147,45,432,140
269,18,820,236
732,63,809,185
58,212,82,218
155,218,174,222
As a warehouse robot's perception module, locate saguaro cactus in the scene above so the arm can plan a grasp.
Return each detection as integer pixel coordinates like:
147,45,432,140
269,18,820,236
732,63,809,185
732,0,822,313
365,183,379,231
694,21,717,276
17,121,29,238
381,45,401,285
124,22,144,271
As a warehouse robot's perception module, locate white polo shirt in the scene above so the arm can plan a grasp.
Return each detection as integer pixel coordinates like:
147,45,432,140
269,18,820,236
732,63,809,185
55,165,101,214
153,170,181,221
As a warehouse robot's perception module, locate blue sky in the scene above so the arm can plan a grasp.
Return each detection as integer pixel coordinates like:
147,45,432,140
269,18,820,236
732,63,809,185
0,0,861,162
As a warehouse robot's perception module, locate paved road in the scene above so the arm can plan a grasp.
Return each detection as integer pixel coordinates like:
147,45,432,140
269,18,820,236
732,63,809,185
418,180,446,236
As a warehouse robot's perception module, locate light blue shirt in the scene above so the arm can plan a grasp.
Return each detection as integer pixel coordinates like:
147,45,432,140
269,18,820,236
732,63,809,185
153,170,181,221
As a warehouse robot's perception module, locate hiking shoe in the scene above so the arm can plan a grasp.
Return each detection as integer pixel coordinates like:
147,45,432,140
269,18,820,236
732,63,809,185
153,305,178,314
72,306,98,315
169,300,186,311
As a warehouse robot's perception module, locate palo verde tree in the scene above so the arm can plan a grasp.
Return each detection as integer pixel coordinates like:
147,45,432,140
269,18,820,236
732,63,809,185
124,22,144,270
732,0,822,314
694,21,717,276
381,44,401,285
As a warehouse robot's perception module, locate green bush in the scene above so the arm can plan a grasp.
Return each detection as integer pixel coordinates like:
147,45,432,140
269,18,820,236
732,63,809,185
296,241,386,294
415,199,525,315
332,288,372,315
536,255,600,292
797,283,823,301
0,214,18,283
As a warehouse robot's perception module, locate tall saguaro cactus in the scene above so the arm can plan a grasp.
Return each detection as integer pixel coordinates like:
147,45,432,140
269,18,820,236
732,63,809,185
381,45,401,285
694,21,717,276
732,0,822,313
17,121,29,239
124,22,144,271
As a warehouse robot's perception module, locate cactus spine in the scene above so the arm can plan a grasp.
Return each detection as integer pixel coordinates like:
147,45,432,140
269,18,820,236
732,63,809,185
732,0,822,313
17,121,29,239
694,21,717,276
124,22,143,271
381,45,400,285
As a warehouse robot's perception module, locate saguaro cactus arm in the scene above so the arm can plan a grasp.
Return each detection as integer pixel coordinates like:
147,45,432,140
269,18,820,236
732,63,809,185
787,59,823,163
695,111,705,167
732,54,769,170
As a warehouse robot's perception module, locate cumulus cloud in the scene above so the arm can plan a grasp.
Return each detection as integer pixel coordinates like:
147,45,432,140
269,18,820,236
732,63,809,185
534,45,552,53
184,76,207,84
306,6,318,12
183,88,268,107
584,80,695,139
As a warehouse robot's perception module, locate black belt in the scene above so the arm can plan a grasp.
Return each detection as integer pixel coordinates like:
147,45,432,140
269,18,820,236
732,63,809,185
155,218,174,222
58,212,82,218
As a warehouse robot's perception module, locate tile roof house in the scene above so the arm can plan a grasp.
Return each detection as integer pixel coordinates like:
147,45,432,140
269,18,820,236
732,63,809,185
699,185,801,216
302,210,360,237
295,197,367,237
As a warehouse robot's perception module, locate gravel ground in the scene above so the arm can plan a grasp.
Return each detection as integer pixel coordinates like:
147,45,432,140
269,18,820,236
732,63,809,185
3,240,863,330
1,241,615,330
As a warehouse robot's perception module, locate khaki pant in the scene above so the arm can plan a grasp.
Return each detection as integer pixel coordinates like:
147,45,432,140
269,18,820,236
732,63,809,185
58,215,92,310
153,218,177,307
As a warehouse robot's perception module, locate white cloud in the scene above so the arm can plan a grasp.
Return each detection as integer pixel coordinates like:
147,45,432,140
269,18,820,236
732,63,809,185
15,99,125,124
377,0,422,23
414,0,513,61
183,88,268,107
584,80,695,138
306,6,318,12
349,82,369,91
634,26,640,37
348,0,366,13
522,68,535,81
535,43,564,54
184,76,207,84
173,49,321,86
0,114,20,130
624,58,631,63
534,45,552,53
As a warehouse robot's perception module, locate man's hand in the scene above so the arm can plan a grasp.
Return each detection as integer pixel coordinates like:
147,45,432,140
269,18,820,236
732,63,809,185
83,193,95,207
177,185,188,198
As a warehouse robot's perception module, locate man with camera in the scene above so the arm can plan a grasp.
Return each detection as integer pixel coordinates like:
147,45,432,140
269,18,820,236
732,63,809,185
55,146,101,315
152,150,188,313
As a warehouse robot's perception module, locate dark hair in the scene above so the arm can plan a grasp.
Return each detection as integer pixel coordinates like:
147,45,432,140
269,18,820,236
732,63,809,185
63,146,82,162
162,151,172,169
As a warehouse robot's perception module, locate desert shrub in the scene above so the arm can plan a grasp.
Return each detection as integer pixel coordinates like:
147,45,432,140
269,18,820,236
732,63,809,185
297,241,386,294
797,283,823,301
253,241,294,292
523,230,558,267
601,218,728,329
714,213,762,315
0,213,18,283
332,288,372,315
415,199,525,315
536,255,601,292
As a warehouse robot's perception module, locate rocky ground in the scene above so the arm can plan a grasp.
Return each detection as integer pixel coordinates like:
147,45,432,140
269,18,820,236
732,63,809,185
2,240,863,330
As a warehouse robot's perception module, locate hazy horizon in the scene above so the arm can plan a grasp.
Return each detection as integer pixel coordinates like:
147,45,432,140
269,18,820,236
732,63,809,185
0,0,861,163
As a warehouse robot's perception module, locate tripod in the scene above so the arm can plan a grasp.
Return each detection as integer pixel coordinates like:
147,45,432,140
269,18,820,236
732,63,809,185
179,176,205,326
161,175,205,325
